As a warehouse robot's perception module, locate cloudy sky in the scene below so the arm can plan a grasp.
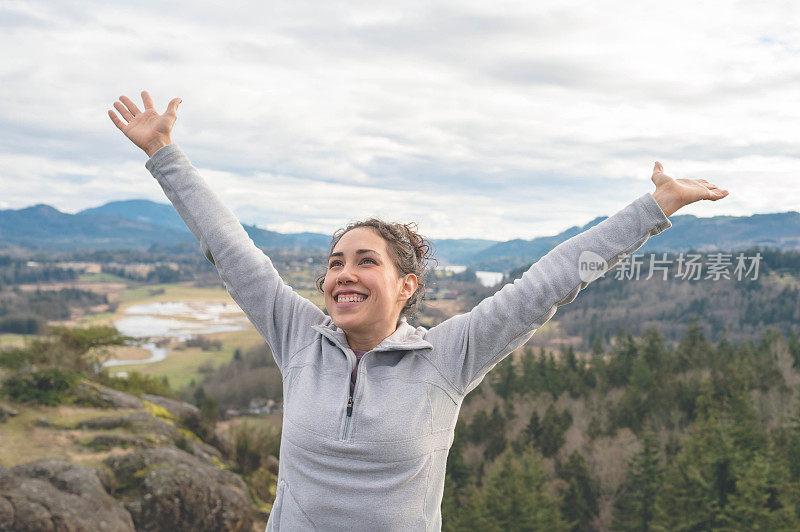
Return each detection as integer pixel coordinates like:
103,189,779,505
1,0,798,240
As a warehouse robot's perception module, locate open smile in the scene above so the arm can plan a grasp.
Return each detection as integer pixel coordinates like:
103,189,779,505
333,291,369,307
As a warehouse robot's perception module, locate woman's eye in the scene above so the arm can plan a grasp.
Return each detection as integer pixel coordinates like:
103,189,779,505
361,258,376,264
328,260,342,268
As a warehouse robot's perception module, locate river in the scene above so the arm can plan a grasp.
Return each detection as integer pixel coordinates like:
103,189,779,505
439,265,505,287
104,301,250,367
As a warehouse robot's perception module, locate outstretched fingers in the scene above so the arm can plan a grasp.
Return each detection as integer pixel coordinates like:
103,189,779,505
164,97,182,117
703,181,728,200
119,95,142,117
113,101,134,122
108,109,126,131
142,90,155,110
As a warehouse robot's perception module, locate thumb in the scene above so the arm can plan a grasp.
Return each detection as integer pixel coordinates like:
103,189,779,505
165,98,182,116
653,161,663,174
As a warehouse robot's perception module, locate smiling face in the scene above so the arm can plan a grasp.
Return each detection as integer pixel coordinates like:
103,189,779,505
322,227,417,347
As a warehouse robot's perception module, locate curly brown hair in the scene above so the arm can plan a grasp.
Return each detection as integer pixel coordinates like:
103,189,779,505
316,218,437,323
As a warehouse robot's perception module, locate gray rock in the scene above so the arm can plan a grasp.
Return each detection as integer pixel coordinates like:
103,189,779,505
77,411,225,464
71,380,144,409
104,446,253,532
187,437,223,463
33,417,55,428
84,434,153,451
0,460,135,531
0,404,19,423
140,394,232,460
140,394,200,425
77,412,182,445
140,393,219,443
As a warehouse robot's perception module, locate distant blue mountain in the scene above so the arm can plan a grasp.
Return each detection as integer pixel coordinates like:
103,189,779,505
429,238,500,265
0,200,331,252
0,203,190,251
466,211,800,271
2,200,798,272
78,199,188,233
79,199,333,249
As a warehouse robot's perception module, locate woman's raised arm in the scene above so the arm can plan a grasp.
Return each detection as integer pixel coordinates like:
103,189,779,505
425,164,728,396
109,91,326,373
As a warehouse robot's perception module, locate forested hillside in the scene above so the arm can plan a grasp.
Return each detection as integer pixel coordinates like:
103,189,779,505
501,246,800,347
4,246,800,529
441,324,800,530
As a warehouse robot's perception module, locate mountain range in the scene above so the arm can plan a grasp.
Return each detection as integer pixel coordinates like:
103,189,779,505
1,199,798,272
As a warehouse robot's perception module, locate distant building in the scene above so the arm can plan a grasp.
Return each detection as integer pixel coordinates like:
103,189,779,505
247,397,283,415
248,397,270,415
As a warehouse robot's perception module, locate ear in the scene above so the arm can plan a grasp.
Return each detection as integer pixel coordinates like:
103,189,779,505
398,273,418,302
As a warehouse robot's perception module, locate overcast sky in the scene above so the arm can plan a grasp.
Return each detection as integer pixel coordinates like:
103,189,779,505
1,0,798,239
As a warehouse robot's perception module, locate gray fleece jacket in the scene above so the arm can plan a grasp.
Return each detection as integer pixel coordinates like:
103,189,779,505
145,144,672,531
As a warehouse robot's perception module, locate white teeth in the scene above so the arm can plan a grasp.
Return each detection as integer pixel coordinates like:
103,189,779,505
337,294,366,303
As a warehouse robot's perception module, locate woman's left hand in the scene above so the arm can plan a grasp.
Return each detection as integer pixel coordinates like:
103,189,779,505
650,162,729,217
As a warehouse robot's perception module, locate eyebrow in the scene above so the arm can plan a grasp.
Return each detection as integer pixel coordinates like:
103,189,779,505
329,249,381,259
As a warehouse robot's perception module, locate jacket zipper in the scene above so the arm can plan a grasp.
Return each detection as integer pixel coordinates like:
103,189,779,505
341,350,369,441
342,395,353,439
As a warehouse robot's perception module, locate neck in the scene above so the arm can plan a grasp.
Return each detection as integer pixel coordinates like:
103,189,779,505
343,318,402,351
345,327,394,351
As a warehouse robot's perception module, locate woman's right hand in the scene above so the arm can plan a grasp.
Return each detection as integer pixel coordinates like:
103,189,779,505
108,91,182,157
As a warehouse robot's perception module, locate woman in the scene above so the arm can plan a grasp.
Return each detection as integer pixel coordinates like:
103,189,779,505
109,91,728,531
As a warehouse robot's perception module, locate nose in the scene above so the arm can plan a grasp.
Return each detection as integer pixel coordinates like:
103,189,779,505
336,263,357,285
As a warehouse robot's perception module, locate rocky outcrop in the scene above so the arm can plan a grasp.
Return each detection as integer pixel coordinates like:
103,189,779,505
85,433,154,451
76,411,223,463
141,393,201,425
77,411,182,445
140,394,231,458
0,389,256,530
0,404,18,423
71,380,144,409
104,446,253,532
0,460,135,531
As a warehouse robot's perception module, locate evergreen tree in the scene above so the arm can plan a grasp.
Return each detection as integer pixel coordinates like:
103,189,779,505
513,409,541,453
556,451,599,531
651,386,799,530
444,484,495,532
788,330,800,368
716,451,799,530
483,447,569,531
446,418,472,488
674,320,712,371
521,348,537,393
612,430,661,531
606,329,637,387
491,356,517,399
538,405,573,458
484,405,509,460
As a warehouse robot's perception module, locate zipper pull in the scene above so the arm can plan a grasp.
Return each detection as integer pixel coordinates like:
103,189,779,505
346,395,353,417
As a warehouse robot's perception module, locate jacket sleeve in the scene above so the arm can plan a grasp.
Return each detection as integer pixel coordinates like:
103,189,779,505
145,144,326,373
424,192,672,396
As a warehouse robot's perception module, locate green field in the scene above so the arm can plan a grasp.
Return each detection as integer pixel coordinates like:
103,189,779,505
78,271,129,283
101,282,265,390
112,282,232,307
0,333,33,349
3,279,318,392
106,327,263,391
0,281,268,391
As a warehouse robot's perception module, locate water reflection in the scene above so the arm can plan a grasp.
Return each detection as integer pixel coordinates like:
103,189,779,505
105,301,250,367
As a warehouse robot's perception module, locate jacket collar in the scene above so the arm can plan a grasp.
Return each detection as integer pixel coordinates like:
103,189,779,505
311,317,433,353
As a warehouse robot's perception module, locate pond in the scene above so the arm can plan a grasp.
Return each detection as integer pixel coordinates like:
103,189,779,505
104,301,250,367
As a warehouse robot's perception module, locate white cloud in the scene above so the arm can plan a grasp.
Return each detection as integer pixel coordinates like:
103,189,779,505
0,0,796,239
